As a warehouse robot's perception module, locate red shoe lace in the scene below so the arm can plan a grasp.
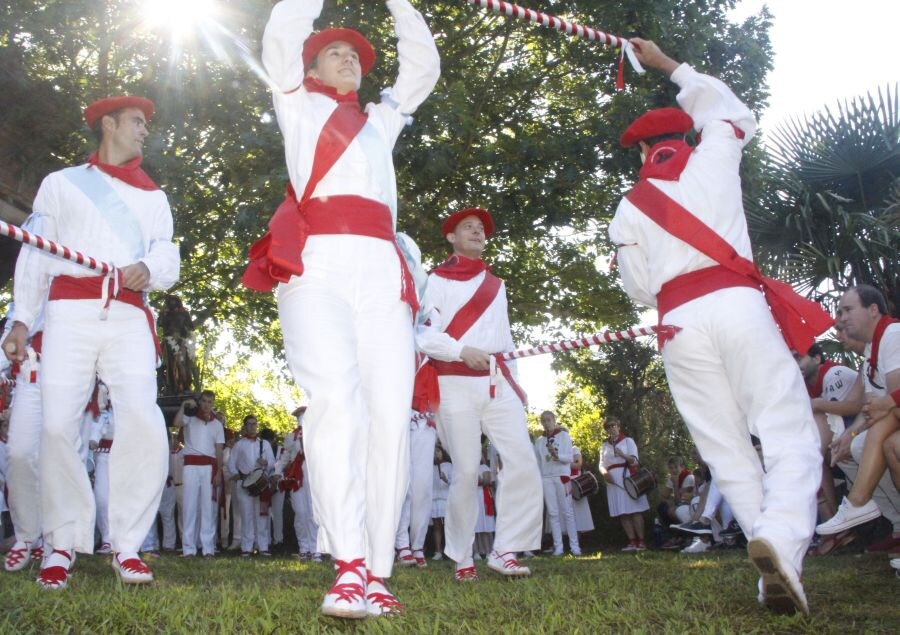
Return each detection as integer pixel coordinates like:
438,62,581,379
38,550,72,587
31,546,44,560
327,558,366,602
118,556,151,575
455,565,478,580
6,546,28,567
495,552,520,568
366,572,403,613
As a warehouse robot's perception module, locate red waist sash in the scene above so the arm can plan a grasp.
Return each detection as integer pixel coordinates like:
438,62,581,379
183,455,217,467
48,275,161,360
657,265,758,318
96,438,113,453
431,360,489,377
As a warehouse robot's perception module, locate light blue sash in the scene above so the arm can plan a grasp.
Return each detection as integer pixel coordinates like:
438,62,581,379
62,165,145,261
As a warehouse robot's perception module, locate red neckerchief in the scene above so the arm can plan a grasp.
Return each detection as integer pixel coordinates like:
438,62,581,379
302,77,361,106
677,468,691,490
433,254,489,281
195,409,216,423
613,433,627,445
808,360,839,398
244,434,258,441
868,315,900,385
87,152,159,191
545,427,565,438
637,139,693,182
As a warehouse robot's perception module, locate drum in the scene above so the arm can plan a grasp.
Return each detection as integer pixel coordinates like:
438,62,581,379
242,468,269,497
623,466,656,500
571,472,599,500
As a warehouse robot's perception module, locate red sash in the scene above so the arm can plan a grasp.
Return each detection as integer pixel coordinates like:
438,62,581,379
279,452,305,492
443,273,502,340
625,179,833,352
482,486,495,517
48,274,161,360
96,438,113,453
242,100,368,292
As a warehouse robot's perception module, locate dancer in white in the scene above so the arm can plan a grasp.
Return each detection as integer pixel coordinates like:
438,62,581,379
4,95,179,588
417,207,542,582
244,0,439,618
608,40,828,614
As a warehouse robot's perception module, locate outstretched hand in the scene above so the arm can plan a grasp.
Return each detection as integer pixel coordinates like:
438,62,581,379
629,38,680,76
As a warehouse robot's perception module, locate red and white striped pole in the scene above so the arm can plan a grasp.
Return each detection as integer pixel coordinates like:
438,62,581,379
462,0,644,88
0,219,113,275
498,325,679,361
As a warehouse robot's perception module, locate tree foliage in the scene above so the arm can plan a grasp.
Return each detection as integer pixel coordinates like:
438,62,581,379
748,84,900,316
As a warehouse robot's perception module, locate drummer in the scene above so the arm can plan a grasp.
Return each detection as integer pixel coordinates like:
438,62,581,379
228,415,276,556
599,417,649,551
533,411,580,556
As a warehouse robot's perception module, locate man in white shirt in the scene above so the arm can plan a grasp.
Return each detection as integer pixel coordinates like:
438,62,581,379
533,411,580,556
228,415,275,556
173,390,225,558
245,0,440,619
417,208,542,582
4,95,180,588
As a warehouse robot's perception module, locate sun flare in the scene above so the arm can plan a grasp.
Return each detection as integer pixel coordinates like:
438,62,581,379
143,0,217,38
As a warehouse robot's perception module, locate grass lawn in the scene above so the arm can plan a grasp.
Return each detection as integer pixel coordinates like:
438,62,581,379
0,548,897,633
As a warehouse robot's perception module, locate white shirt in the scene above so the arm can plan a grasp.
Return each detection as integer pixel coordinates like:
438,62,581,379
416,271,517,368
12,165,180,329
274,427,306,476
229,437,276,478
601,437,640,470
819,365,857,401
864,323,900,396
182,415,225,458
608,63,757,309
534,429,574,478
262,0,440,220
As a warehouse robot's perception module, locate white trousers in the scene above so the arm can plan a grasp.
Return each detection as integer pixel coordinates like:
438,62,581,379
181,464,216,555
219,488,233,547
40,299,167,554
270,490,285,544
278,235,414,577
436,375,542,563
394,423,436,551
661,288,821,575
289,485,318,554
93,452,111,545
159,484,177,550
839,432,900,532
234,485,269,553
6,374,43,543
542,477,579,553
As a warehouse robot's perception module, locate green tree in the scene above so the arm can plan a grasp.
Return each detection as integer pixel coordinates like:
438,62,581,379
747,84,900,316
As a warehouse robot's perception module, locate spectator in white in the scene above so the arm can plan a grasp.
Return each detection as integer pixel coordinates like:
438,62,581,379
796,342,858,520
274,406,321,562
431,446,452,562
533,411,580,556
658,457,695,526
228,415,276,556
262,428,285,549
394,409,437,568
599,418,649,552
220,431,240,550
810,322,900,555
173,391,225,557
819,286,899,535
473,444,496,560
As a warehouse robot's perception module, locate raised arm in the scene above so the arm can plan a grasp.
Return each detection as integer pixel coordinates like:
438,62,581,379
380,0,441,115
262,0,324,93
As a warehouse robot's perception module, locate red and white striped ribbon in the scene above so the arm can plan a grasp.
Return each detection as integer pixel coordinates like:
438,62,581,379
463,0,644,87
0,219,113,275
498,325,680,361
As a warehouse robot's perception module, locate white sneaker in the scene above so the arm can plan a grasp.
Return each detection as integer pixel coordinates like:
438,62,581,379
681,537,709,554
431,552,443,561
890,557,900,571
487,550,530,577
816,497,881,535
748,538,809,615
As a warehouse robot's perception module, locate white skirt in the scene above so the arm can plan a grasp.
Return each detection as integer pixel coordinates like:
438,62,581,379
606,468,649,517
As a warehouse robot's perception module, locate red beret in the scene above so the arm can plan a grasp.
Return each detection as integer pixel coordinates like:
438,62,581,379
84,96,155,129
620,107,693,148
441,208,495,238
303,28,376,77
